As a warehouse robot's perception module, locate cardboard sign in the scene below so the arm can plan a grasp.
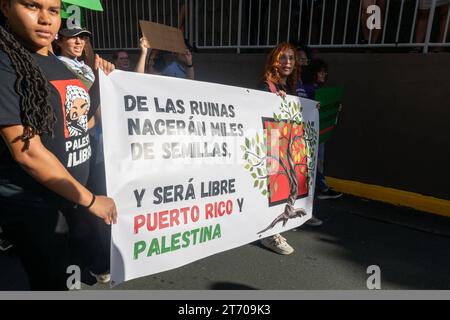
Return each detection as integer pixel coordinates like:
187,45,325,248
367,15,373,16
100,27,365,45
139,20,186,54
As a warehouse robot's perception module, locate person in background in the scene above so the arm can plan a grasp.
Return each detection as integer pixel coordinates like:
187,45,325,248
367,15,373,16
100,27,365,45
135,36,162,75
295,44,315,101
302,59,343,204
412,0,450,53
55,27,95,89
113,50,131,71
295,46,325,227
159,47,195,80
257,42,299,255
54,26,113,284
296,44,312,68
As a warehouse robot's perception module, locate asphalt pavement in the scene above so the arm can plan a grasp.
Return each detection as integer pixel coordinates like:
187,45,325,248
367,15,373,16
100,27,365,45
2,195,450,290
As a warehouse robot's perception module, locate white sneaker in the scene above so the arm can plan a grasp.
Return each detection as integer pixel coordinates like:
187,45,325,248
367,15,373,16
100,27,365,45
305,217,323,226
260,234,294,255
90,271,111,284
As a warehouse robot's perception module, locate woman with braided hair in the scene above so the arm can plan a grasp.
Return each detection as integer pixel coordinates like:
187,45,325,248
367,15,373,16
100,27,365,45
54,27,96,90
0,0,117,290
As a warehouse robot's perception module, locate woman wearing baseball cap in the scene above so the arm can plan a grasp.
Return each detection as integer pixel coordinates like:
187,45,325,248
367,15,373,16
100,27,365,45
55,26,115,284
55,27,95,89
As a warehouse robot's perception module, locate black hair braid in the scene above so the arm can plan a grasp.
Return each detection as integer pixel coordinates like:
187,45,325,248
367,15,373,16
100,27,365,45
0,25,56,140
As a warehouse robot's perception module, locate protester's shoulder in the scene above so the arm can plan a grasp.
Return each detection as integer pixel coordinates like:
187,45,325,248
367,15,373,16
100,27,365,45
36,53,82,80
36,52,69,68
0,50,16,75
0,51,22,124
0,51,19,92
56,55,72,65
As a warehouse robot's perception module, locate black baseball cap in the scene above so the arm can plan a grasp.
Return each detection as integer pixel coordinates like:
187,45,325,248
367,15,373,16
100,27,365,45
58,27,91,38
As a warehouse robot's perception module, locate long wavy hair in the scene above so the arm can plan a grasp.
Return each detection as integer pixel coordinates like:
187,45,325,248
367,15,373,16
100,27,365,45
262,42,299,94
0,2,56,141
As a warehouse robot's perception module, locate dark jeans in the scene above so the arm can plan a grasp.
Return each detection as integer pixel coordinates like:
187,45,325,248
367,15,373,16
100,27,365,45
0,204,70,290
64,206,110,275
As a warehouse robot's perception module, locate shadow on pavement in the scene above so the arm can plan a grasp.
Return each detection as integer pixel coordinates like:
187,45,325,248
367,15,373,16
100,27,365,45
210,282,258,290
300,195,450,289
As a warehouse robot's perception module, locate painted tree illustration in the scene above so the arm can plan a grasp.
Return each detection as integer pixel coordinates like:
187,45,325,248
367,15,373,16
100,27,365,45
242,100,318,235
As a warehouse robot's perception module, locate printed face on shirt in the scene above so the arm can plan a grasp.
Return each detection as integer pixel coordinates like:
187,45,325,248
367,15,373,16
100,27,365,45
64,84,90,137
1,0,62,54
69,97,88,121
50,79,91,140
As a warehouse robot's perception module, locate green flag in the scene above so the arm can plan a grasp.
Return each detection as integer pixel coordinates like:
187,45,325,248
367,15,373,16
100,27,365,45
314,86,344,144
60,8,69,19
61,0,103,11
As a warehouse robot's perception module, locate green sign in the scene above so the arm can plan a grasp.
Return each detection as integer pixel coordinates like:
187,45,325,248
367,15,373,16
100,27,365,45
62,0,103,11
60,0,103,20
314,86,344,144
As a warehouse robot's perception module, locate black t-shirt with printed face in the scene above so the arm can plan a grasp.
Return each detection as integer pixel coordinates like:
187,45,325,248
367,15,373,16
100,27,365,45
0,50,96,207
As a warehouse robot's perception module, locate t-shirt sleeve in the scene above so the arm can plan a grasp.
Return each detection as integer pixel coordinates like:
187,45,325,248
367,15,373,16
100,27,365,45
0,53,22,126
161,63,186,79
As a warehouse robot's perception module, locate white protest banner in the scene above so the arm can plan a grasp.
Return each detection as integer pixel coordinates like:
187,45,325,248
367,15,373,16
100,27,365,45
99,71,319,286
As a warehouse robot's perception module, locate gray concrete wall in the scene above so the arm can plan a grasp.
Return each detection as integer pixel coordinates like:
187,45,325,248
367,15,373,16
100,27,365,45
191,53,450,200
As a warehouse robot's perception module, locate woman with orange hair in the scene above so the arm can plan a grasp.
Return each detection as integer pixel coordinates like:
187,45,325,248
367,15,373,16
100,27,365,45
258,42,299,255
258,42,299,98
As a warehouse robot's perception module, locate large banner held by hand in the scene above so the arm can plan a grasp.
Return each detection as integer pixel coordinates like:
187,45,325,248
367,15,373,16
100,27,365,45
315,86,344,144
99,71,319,286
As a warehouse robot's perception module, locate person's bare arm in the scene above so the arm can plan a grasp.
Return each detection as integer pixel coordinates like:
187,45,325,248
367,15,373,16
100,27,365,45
135,37,150,73
184,49,195,80
0,125,117,224
88,54,115,129
88,116,96,130
94,54,115,75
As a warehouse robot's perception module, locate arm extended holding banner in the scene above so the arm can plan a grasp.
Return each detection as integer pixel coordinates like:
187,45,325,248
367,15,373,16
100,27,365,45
0,125,117,225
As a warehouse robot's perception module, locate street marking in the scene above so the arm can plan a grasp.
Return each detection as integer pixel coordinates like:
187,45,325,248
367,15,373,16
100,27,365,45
326,177,450,217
